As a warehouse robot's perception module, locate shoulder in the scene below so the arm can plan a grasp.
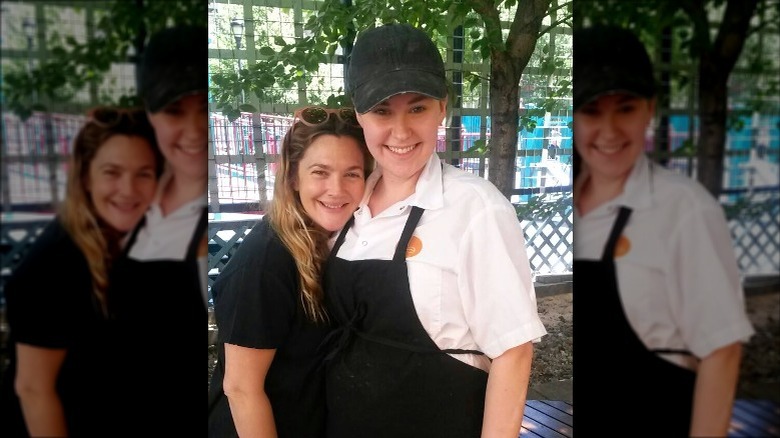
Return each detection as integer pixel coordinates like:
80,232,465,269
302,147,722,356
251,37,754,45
650,165,723,213
440,164,515,212
12,218,83,273
5,218,92,329
216,217,296,277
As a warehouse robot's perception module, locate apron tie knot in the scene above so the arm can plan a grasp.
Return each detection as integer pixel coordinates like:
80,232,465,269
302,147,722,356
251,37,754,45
318,303,366,365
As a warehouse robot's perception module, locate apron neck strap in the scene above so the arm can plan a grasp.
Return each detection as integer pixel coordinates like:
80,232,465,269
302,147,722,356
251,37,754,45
602,206,632,261
393,206,424,262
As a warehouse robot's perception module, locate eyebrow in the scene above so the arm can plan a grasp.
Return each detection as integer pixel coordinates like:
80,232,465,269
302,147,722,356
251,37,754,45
376,94,429,106
98,162,155,170
307,163,363,171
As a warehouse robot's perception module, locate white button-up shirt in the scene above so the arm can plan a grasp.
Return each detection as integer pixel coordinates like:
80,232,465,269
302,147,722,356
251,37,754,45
575,154,755,369
332,153,547,371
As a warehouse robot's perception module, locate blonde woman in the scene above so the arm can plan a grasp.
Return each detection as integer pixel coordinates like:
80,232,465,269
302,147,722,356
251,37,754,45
207,107,374,438
1,107,163,437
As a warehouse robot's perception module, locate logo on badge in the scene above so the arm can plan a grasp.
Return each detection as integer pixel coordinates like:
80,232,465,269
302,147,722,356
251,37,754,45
614,235,631,258
406,236,423,258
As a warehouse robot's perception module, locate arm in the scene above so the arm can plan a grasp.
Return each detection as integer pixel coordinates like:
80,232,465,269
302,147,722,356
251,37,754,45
481,341,534,438
223,343,278,438
689,342,743,437
14,343,68,437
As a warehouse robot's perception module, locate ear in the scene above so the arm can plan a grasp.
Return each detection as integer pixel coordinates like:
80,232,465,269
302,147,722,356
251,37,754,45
291,174,299,191
438,97,448,125
645,97,657,128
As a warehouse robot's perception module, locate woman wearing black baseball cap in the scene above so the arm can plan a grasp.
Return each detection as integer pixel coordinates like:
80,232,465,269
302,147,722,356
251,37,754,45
320,23,546,437
572,25,754,436
108,24,210,435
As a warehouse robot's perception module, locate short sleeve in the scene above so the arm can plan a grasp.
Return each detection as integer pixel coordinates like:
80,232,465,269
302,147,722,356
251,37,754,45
457,204,547,358
5,221,93,348
212,220,299,349
668,200,755,358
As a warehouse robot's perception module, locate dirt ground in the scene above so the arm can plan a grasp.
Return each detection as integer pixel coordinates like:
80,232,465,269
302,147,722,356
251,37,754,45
535,290,780,401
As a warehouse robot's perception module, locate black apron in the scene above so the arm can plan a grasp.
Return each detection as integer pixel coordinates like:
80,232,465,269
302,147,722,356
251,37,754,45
573,206,696,436
108,207,208,435
323,206,488,438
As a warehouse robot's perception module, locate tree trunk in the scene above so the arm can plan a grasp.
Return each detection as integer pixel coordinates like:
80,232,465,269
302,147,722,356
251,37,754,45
693,0,759,196
696,55,728,197
478,0,551,198
488,59,521,199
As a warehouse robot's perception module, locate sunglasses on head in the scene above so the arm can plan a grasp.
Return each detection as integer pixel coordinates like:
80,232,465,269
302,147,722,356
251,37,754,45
87,107,146,129
293,106,360,129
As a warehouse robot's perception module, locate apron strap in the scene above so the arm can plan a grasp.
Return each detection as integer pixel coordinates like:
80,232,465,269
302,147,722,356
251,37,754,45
122,215,147,256
393,206,424,262
601,206,632,261
651,348,694,356
185,207,209,263
330,215,355,259
356,329,484,355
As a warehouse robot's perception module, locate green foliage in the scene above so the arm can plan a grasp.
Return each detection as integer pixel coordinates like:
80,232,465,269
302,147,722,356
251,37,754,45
723,195,779,221
210,0,571,124
514,192,572,221
3,0,206,120
466,138,488,154
577,0,777,187
671,139,697,157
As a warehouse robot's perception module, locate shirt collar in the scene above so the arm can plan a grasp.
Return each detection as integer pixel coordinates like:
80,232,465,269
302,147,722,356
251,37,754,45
575,153,655,218
358,153,445,214
619,153,655,211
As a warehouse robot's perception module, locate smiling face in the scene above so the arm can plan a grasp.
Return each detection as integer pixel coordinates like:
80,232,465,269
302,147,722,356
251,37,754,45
294,134,367,232
146,92,208,181
86,134,158,232
574,93,655,184
356,93,446,185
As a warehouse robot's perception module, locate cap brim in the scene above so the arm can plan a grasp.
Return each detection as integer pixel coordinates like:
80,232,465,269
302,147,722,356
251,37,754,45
146,87,207,113
575,88,649,109
574,70,655,110
351,69,447,113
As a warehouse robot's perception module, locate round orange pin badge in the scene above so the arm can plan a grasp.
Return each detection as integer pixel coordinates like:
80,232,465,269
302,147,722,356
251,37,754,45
614,235,631,258
406,236,423,258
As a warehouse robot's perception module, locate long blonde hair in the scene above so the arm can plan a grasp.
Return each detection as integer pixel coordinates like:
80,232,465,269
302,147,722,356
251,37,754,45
269,111,373,323
59,107,163,316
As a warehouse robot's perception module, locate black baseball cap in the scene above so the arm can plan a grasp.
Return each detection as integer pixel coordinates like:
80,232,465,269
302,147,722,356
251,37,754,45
138,25,208,113
573,25,656,110
346,23,447,114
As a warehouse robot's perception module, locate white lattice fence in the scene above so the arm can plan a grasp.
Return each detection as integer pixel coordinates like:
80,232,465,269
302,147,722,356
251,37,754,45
728,190,780,276
521,209,574,275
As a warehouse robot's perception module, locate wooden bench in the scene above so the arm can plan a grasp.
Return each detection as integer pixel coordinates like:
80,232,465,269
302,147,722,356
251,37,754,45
519,399,779,437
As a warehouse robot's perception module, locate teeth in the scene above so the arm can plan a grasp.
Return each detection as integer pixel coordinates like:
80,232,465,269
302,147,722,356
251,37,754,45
180,146,203,155
320,202,346,209
595,145,623,155
112,202,138,211
387,144,416,154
